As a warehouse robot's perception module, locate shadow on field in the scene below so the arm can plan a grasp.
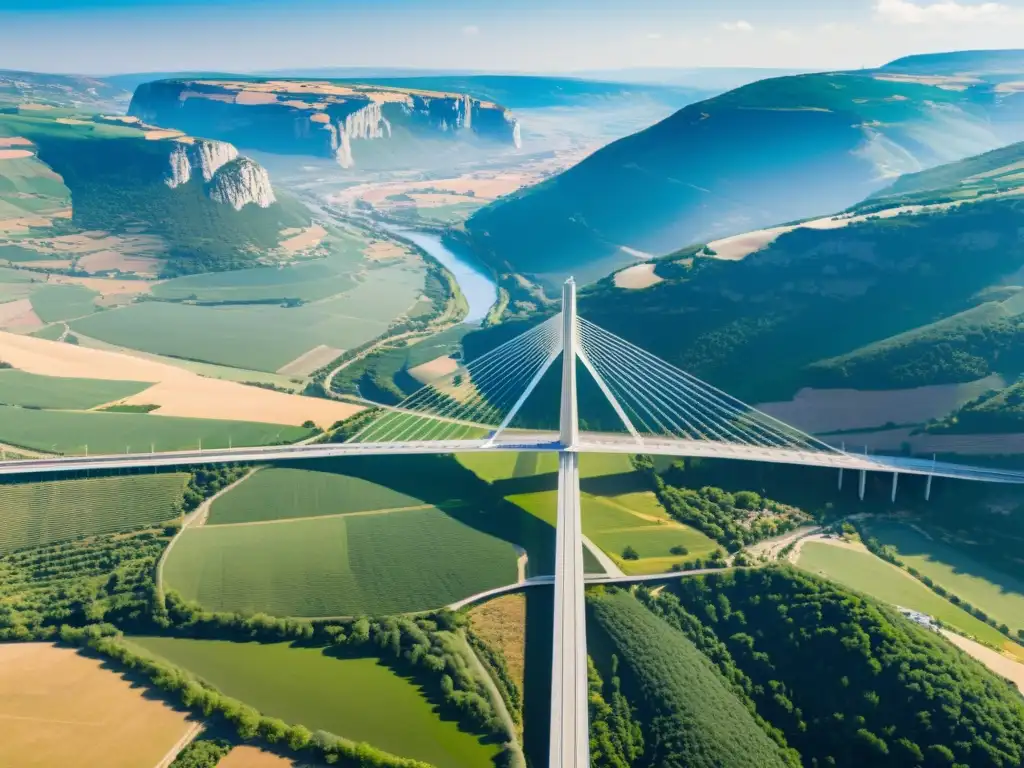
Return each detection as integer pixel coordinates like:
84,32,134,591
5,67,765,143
319,643,510,756
274,454,558,575
522,586,553,768
865,519,1024,602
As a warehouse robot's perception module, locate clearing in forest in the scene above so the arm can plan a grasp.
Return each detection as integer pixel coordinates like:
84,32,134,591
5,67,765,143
0,643,196,768
127,637,500,768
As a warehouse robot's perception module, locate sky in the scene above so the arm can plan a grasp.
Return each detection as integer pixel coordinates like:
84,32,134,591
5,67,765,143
2,0,1024,75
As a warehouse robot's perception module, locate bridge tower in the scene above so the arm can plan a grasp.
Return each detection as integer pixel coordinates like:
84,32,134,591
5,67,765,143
550,278,589,768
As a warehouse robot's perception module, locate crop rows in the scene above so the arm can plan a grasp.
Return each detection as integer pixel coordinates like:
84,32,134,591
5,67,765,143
0,473,188,555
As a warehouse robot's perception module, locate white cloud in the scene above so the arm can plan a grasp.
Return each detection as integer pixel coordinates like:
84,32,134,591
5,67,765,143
773,29,799,43
646,32,663,40
461,25,480,36
721,20,755,32
874,0,1021,24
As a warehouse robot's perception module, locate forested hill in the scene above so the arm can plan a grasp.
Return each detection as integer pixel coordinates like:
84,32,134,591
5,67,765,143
449,49,1024,291
591,568,1024,768
463,192,1024,407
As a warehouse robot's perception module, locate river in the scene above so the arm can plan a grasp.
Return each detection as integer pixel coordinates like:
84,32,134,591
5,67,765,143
373,222,498,324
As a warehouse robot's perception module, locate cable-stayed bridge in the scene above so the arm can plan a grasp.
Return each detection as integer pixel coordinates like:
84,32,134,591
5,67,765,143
4,279,1024,767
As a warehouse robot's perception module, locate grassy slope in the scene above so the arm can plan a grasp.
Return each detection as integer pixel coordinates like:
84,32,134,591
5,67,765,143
864,519,1024,634
0,369,149,410
0,473,187,554
163,507,518,616
587,588,790,767
126,637,499,768
796,540,1024,658
0,404,312,453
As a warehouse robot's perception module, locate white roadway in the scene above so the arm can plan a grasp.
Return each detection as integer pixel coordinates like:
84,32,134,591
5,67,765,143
3,432,1024,484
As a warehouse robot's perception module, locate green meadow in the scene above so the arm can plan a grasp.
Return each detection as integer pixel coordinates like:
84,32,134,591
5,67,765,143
797,540,1024,659
71,263,424,372
864,519,1024,635
207,467,424,525
0,369,149,410
126,636,500,768
163,507,518,616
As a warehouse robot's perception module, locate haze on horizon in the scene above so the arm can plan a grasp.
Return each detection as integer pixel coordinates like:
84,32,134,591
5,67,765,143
2,0,1024,77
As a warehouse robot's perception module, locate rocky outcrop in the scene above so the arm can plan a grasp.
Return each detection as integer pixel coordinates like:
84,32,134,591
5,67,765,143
165,138,238,188
207,157,276,210
130,79,521,167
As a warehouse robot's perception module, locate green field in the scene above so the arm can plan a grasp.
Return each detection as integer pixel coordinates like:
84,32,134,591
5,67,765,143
125,636,499,768
797,541,1024,658
29,322,66,341
29,284,99,323
864,519,1024,634
0,404,312,454
0,153,69,220
152,250,360,304
164,507,518,616
459,451,710,574
0,473,187,554
0,244,53,262
0,369,149,410
71,263,424,372
509,488,715,574
207,467,425,525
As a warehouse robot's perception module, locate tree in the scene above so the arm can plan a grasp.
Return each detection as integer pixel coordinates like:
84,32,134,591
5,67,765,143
622,546,640,561
670,545,689,556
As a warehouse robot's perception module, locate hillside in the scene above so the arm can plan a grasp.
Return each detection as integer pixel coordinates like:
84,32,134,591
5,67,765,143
466,192,1024,402
0,109,306,275
451,49,1024,290
642,568,1024,767
868,140,1024,202
587,588,796,768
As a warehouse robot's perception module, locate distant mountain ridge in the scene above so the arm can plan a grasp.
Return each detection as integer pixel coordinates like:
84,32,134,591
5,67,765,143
452,49,1024,290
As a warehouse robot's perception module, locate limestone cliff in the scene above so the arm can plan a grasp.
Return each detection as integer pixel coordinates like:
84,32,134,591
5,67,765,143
130,79,521,167
165,138,238,188
206,157,277,210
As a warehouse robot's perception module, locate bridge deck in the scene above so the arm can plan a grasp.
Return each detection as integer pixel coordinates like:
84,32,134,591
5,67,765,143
4,433,1023,484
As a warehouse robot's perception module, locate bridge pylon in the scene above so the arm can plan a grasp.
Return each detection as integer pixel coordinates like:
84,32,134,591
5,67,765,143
550,277,589,768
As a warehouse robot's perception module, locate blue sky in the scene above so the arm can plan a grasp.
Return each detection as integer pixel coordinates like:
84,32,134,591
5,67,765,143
2,0,1024,74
